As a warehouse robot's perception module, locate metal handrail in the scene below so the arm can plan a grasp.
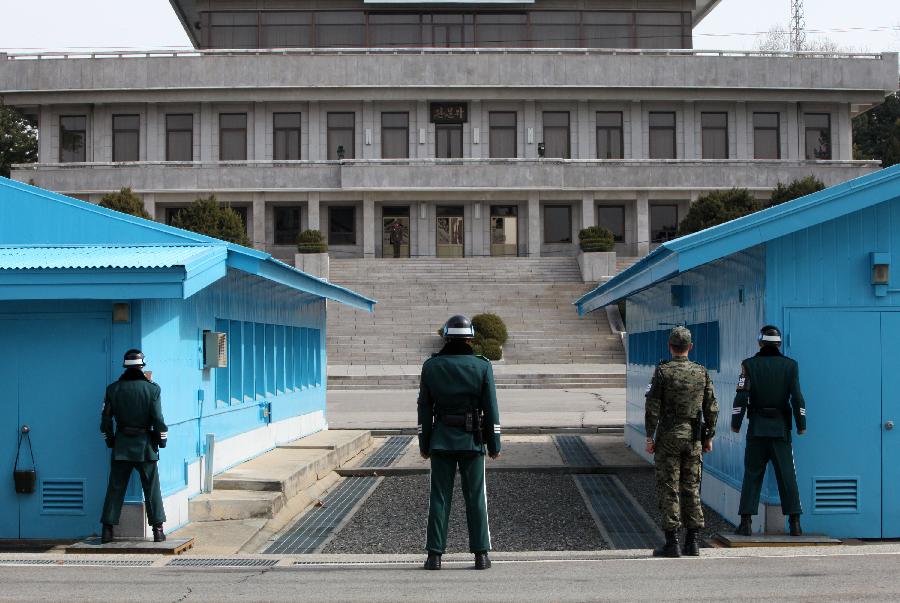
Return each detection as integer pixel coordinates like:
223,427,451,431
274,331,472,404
1,47,887,61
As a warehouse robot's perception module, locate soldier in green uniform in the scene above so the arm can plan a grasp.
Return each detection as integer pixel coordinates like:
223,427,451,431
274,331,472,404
418,315,501,571
645,327,718,557
731,325,807,537
99,349,168,543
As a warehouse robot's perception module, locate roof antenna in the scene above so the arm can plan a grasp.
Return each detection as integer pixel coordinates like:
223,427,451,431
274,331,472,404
790,0,806,51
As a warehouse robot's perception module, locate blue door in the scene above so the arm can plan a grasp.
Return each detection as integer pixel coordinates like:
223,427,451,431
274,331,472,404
881,313,900,537
0,321,21,538
0,315,110,539
786,310,882,538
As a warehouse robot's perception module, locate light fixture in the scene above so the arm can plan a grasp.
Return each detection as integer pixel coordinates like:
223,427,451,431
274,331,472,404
419,128,427,144
527,128,534,144
112,303,130,323
474,202,481,220
364,128,372,145
336,145,345,160
473,127,480,145
537,142,545,158
419,202,427,220
872,252,890,297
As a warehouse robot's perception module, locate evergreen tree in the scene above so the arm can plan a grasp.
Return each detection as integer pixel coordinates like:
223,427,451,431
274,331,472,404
170,195,251,246
0,103,38,178
99,188,152,219
678,189,762,236
853,91,900,168
769,176,825,206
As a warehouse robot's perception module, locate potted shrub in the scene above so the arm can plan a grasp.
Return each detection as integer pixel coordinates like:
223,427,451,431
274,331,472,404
472,313,508,361
577,226,616,282
295,230,329,279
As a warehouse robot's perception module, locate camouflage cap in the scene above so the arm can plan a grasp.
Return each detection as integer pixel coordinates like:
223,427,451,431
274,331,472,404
668,326,692,347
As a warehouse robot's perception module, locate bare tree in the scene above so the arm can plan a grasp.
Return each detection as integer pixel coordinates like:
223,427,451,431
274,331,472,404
755,24,846,52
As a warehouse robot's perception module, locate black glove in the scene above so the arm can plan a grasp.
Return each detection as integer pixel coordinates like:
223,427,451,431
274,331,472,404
105,437,115,449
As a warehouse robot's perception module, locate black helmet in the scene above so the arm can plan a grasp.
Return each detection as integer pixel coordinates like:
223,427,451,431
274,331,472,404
123,349,146,368
758,325,782,346
442,315,475,340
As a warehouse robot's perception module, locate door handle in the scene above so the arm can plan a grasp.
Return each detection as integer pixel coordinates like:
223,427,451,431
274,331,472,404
886,421,895,431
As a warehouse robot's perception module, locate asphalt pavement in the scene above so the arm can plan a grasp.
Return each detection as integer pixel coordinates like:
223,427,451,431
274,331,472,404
2,549,899,602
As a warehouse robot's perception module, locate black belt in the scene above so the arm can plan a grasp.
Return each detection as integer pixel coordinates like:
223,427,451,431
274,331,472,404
749,407,785,418
438,414,468,428
117,426,150,436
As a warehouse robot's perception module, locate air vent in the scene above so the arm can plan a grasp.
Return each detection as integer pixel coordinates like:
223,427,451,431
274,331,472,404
41,479,85,515
813,477,858,513
203,331,228,368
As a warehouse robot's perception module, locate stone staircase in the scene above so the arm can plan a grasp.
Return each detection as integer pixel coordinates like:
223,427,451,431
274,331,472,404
615,256,641,274
326,257,625,368
328,371,626,390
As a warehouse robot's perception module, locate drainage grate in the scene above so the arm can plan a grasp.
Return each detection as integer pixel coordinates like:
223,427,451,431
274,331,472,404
265,476,378,554
358,435,414,467
0,559,155,567
0,559,57,566
576,475,663,550
167,558,278,568
554,435,601,466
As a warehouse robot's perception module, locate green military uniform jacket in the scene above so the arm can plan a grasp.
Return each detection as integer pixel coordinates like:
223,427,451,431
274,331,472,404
645,357,718,441
417,343,501,456
732,346,806,439
101,375,168,462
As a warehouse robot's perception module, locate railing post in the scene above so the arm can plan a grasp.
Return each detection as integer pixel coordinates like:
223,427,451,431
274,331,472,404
203,433,215,494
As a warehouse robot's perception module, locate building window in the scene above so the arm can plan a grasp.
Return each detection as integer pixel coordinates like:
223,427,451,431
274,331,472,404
489,111,517,158
597,206,625,242
542,112,570,159
583,11,632,47
636,12,687,49
166,114,193,161
328,206,356,245
261,11,311,48
59,115,87,163
112,114,140,162
274,112,301,160
543,205,572,244
219,113,247,161
596,112,623,159
701,112,728,159
209,12,258,48
274,206,302,246
431,14,473,47
649,112,676,159
327,112,355,160
650,204,679,243
753,112,780,159
530,11,580,48
436,124,463,158
381,112,409,159
805,113,831,160
316,11,365,48
369,13,422,47
475,13,527,47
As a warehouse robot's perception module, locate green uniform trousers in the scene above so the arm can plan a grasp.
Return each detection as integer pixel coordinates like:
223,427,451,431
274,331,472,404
100,460,166,526
426,452,490,554
738,436,802,516
654,436,704,531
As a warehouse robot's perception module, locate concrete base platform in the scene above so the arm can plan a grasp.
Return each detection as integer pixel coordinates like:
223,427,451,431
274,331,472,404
716,533,841,547
66,538,194,555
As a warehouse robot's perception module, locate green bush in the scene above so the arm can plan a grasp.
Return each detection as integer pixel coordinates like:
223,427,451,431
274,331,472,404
472,313,508,346
99,187,151,219
578,226,615,252
678,188,762,236
769,176,825,206
480,338,502,361
297,229,328,253
170,195,251,246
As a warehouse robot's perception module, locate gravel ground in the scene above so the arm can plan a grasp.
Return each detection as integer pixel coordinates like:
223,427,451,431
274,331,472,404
616,470,735,546
321,472,607,554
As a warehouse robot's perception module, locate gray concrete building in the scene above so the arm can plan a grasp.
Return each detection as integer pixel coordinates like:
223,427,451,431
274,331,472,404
2,0,897,261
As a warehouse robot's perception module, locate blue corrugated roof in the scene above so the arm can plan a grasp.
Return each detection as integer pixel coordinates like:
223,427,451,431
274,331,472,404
575,164,900,315
0,245,218,270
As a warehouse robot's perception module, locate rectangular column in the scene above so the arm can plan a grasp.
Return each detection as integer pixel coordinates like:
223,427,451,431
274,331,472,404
528,193,541,257
307,102,320,161
735,101,748,159
200,102,214,162
253,102,266,161
577,101,591,159
636,193,650,257
786,103,800,160
836,104,851,160
470,100,482,159
418,201,432,257
143,193,157,222
363,195,375,258
362,101,375,159
39,106,53,163
416,101,428,159
524,101,537,158
682,101,695,159
307,192,320,231
630,101,643,159
252,192,265,250
581,192,595,233
146,103,158,161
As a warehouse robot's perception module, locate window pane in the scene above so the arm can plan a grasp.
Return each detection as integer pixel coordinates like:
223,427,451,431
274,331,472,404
543,111,569,128
753,112,778,129
700,113,727,129
489,112,516,158
583,11,632,48
650,205,678,243
166,114,193,161
274,112,301,129
476,13,527,47
701,113,728,159
274,112,301,160
596,111,622,128
329,206,356,245
327,112,355,159
530,11,580,47
381,112,409,159
167,114,192,130
274,206,301,245
369,13,422,47
597,206,625,242
649,113,676,159
543,112,570,159
60,115,86,162
209,12,258,48
220,113,247,129
596,112,623,159
649,112,675,128
261,11,311,47
220,113,247,160
112,115,140,163
317,11,365,47
805,113,830,129
636,11,686,49
544,205,572,243
804,114,831,160
436,124,463,158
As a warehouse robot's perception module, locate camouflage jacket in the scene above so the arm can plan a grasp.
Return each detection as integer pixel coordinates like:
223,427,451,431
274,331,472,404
645,357,718,441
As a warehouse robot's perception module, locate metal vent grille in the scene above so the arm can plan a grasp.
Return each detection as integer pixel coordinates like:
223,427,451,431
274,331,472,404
41,479,85,514
814,477,859,513
358,435,413,468
167,558,278,568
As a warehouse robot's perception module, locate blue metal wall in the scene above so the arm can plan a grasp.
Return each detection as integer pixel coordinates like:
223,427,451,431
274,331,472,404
625,247,774,501
139,269,327,498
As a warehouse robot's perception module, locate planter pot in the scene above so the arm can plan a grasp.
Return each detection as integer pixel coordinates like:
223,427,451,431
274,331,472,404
294,253,330,280
576,250,616,283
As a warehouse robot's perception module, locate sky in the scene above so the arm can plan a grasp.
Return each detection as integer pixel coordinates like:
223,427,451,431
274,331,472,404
0,0,897,53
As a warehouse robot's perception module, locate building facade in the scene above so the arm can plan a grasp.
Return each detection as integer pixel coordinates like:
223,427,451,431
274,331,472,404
1,0,897,262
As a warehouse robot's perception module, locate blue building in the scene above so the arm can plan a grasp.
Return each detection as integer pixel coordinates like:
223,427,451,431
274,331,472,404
576,164,900,538
0,178,374,540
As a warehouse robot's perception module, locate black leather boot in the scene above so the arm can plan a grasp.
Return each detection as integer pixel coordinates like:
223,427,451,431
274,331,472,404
789,515,802,536
101,524,114,544
474,551,491,570
682,529,700,556
423,552,442,570
152,524,166,543
735,515,752,536
652,530,681,558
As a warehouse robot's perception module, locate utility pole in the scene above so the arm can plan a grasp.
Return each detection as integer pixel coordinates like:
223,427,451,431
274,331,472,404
790,0,806,51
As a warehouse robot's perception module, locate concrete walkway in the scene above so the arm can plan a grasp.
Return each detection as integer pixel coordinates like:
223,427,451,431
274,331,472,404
327,387,625,430
328,363,625,376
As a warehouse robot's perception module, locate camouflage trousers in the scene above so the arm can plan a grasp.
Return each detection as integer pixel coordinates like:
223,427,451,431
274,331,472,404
654,436,704,531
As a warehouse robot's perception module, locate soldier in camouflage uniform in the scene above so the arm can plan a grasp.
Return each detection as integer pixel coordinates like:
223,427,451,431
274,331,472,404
645,327,718,557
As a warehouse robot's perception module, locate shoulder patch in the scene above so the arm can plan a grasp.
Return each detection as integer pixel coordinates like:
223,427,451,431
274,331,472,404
476,355,491,363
